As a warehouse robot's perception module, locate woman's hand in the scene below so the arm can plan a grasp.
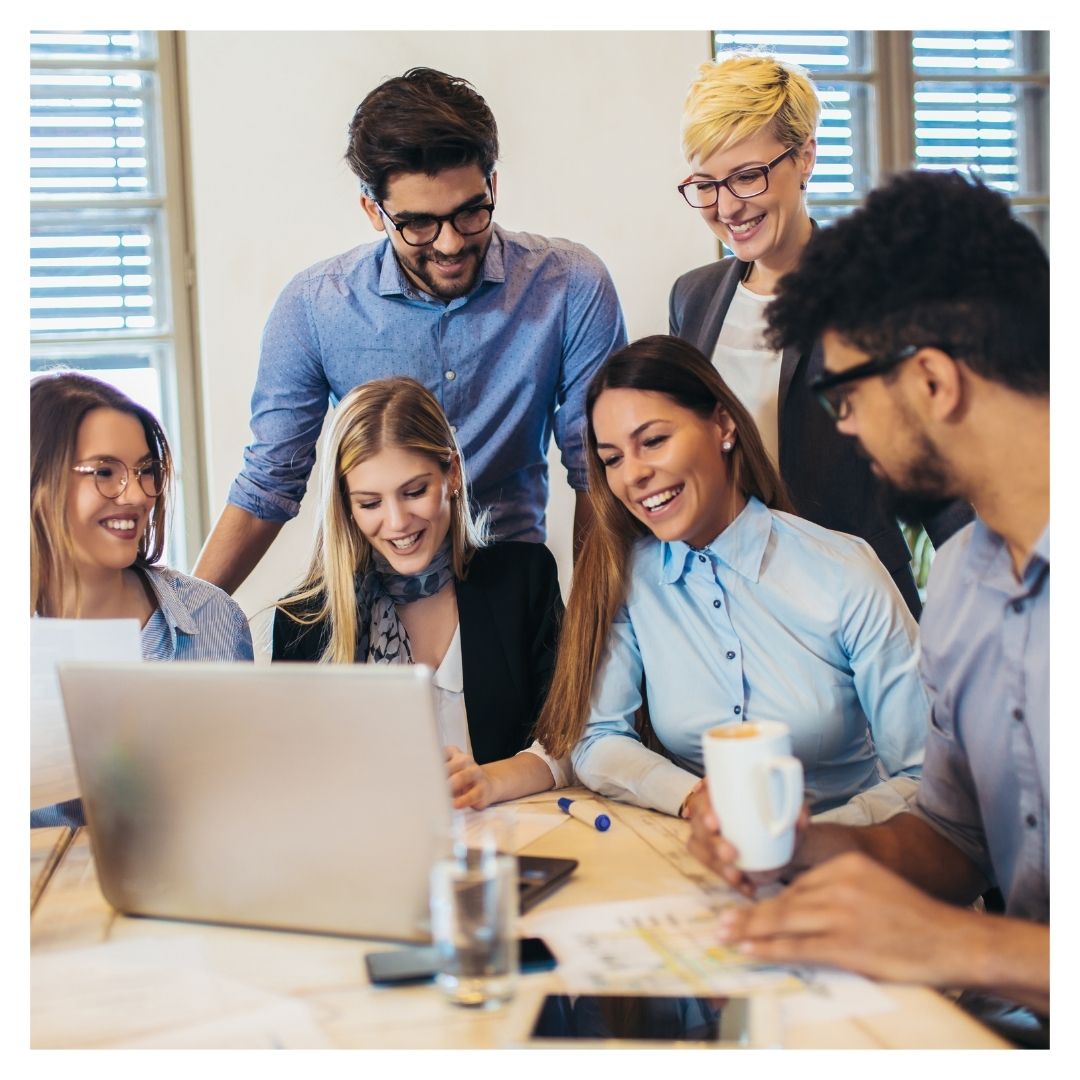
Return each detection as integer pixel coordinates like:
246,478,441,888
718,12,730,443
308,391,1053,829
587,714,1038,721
444,746,497,810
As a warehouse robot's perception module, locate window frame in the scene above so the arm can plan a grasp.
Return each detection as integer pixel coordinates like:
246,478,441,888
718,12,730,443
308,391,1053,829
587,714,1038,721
30,30,206,569
709,29,1049,231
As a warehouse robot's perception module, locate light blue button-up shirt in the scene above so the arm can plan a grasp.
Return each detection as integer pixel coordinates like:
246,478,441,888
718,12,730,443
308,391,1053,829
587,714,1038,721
570,497,928,816
139,566,254,662
227,225,627,543
913,519,1048,924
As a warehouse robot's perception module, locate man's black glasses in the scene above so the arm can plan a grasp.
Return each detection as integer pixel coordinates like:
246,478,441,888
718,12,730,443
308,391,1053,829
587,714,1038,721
377,181,495,247
811,345,952,421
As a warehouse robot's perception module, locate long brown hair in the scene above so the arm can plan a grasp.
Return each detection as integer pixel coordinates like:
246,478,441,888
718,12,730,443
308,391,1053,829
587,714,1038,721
276,377,488,663
30,371,172,616
534,335,792,758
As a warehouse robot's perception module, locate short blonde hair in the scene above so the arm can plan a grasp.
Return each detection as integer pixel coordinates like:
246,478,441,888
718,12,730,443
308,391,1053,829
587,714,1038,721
681,51,820,164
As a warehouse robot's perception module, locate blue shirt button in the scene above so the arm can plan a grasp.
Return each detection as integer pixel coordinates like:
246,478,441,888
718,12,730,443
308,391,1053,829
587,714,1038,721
698,554,707,563
1012,600,1024,614
1025,814,1038,828
1013,708,1024,722
733,706,742,715
713,599,722,608
726,651,736,660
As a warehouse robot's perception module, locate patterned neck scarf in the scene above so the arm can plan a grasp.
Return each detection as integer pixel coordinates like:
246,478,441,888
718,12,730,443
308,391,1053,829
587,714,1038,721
355,538,455,664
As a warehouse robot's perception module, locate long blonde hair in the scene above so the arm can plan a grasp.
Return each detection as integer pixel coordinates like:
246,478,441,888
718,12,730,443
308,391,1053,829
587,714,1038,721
277,377,487,663
30,371,172,617
534,336,792,758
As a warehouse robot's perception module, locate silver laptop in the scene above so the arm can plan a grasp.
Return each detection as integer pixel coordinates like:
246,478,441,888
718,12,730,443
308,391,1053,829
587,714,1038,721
57,661,575,941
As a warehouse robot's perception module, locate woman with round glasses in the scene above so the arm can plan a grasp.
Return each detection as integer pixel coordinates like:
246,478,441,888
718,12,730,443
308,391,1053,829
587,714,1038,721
30,371,253,661
670,52,970,616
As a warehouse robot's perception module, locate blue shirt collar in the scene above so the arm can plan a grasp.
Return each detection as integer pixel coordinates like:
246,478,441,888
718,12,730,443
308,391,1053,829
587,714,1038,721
139,565,199,645
658,496,771,586
963,515,1050,596
376,225,507,301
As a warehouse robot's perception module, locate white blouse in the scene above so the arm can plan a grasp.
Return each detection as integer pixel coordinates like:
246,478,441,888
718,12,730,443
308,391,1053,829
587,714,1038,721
433,622,572,787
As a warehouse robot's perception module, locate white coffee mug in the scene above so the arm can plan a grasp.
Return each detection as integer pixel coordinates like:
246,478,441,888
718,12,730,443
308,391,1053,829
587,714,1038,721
701,720,804,872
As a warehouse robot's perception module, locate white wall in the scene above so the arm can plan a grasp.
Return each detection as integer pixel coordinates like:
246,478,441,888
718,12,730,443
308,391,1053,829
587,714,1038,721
183,31,716,650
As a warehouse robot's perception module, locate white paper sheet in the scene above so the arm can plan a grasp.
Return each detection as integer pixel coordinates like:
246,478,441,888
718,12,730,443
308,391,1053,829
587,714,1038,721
522,893,804,996
463,805,569,852
523,892,898,1025
777,967,897,1025
31,617,141,807
31,937,332,1048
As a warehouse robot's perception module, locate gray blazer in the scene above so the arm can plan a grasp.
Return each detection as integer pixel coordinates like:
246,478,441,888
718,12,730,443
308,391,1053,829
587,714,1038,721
669,254,973,617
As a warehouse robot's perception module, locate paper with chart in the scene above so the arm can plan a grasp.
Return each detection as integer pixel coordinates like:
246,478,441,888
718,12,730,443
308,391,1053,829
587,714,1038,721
522,892,896,1021
522,892,803,995
605,803,737,896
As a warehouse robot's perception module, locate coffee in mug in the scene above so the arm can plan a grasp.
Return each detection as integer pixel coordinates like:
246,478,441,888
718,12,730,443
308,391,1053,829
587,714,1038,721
701,719,804,872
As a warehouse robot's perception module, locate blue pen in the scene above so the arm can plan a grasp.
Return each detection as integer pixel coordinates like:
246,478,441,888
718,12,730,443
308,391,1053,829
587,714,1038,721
558,797,611,832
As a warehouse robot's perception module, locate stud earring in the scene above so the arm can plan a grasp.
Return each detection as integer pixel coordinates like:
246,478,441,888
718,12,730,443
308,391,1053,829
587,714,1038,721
722,441,733,452
799,181,806,191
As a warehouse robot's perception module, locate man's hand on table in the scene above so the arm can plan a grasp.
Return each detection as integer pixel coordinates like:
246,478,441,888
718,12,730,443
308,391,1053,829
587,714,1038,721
684,785,809,897
715,850,973,986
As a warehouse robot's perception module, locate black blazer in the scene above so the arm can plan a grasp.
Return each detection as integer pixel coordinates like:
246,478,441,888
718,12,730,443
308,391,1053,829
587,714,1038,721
669,254,973,617
271,542,563,765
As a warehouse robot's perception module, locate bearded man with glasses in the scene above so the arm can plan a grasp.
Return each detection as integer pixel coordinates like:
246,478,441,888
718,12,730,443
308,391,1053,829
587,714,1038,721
194,67,627,596
687,170,1050,1046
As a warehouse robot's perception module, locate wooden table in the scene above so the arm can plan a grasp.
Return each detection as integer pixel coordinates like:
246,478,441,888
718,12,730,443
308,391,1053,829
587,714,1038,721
29,790,1009,1049
30,826,76,913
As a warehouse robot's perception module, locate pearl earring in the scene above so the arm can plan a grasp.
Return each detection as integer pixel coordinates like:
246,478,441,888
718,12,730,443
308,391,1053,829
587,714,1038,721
722,441,733,452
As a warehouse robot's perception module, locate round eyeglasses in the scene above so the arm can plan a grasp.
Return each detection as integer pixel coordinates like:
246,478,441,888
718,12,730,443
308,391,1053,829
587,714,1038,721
377,182,496,247
677,147,799,208
72,458,165,500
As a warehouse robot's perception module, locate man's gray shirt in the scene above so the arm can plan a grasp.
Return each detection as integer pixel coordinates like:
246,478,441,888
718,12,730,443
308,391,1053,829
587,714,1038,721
913,518,1049,923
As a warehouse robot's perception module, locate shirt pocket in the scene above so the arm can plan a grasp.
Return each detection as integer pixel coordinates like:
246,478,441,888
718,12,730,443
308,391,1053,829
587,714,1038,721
927,692,958,742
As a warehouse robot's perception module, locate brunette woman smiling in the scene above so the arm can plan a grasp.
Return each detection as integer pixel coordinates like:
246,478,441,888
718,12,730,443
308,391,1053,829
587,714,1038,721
533,336,929,822
31,372,252,660
30,372,252,829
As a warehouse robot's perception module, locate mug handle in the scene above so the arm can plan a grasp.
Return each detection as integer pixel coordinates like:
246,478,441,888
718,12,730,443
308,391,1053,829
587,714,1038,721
757,756,804,838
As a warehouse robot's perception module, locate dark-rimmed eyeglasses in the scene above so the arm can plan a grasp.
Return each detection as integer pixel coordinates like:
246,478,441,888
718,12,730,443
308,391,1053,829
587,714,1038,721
377,181,495,247
677,147,799,208
811,344,952,421
72,457,165,499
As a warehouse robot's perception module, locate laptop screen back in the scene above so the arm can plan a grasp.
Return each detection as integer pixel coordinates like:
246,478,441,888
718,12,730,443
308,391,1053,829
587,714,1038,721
58,661,451,941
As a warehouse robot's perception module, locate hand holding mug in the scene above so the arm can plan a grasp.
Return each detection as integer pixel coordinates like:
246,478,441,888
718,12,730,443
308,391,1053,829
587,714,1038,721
687,787,809,896
696,721,806,891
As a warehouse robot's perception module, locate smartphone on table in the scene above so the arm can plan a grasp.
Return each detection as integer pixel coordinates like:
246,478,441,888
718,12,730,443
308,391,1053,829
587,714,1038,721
365,936,557,985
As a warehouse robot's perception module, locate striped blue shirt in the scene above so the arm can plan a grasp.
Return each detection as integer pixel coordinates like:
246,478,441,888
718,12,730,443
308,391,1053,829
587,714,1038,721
571,497,928,817
226,225,627,543
138,565,254,661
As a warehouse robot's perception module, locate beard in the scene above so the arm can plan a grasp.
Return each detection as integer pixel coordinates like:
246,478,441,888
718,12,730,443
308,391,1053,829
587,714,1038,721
870,430,959,527
394,233,491,301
